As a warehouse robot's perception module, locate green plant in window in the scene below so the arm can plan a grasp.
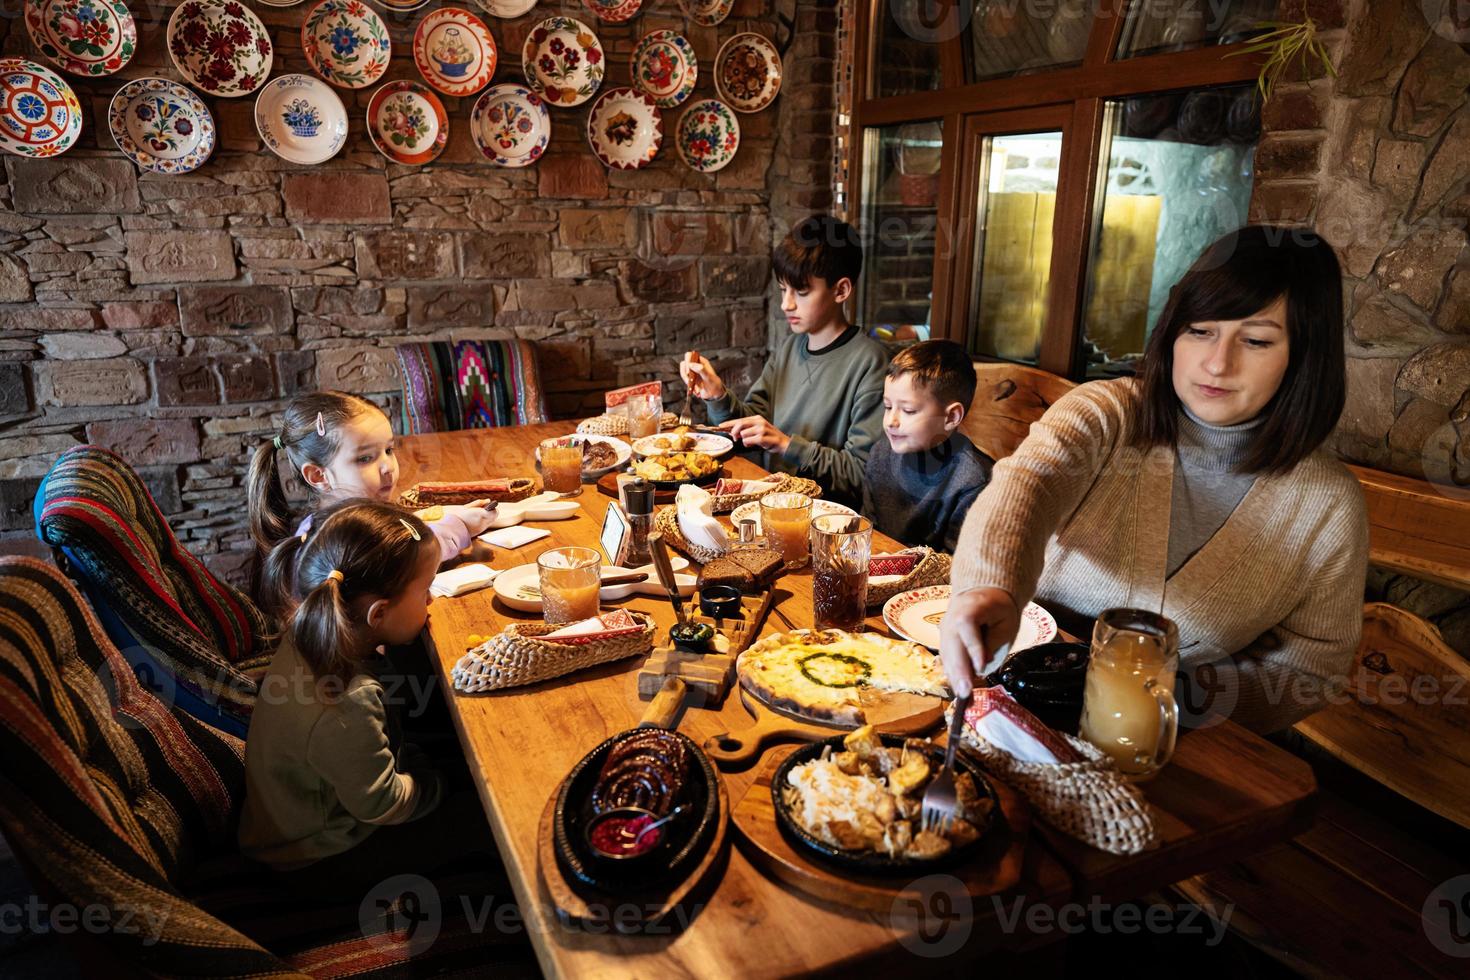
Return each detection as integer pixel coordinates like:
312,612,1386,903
1226,17,1336,103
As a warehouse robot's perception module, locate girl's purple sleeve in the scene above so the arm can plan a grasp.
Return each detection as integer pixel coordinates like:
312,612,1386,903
427,510,475,563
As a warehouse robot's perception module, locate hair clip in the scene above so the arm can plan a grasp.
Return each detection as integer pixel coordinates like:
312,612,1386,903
299,532,308,543
315,412,326,437
272,435,283,450
399,518,421,541
325,569,344,584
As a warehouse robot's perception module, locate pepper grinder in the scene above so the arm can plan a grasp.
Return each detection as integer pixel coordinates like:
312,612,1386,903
623,478,654,567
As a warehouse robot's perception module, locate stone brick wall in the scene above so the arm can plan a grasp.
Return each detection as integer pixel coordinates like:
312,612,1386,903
0,0,840,581
1250,0,1470,652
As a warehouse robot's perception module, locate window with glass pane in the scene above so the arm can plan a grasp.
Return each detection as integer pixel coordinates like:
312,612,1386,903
1117,0,1275,59
857,121,943,342
966,0,1093,83
1080,84,1260,377
872,2,943,98
968,132,1063,364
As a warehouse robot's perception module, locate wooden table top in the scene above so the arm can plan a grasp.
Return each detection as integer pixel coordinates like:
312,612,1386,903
399,423,1317,978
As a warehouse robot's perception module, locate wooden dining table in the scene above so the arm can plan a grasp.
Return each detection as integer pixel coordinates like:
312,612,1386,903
399,422,1318,978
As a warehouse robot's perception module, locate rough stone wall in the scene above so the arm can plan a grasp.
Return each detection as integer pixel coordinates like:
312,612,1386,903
1250,0,1470,652
0,0,839,582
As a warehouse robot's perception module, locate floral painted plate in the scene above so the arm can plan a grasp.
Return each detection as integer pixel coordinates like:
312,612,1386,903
715,32,782,113
586,86,661,170
677,0,731,27
521,16,604,108
470,82,549,167
254,73,348,165
255,0,307,6
630,30,696,109
475,0,536,15
675,98,739,173
367,80,448,166
109,76,215,173
25,0,137,77
302,0,391,90
0,58,82,157
582,0,640,23
413,7,498,98
166,0,272,97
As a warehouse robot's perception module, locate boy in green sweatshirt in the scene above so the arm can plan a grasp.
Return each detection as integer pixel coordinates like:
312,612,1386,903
680,214,887,506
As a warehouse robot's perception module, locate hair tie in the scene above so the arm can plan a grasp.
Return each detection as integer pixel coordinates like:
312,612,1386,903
325,569,344,584
315,412,326,437
399,518,421,541
272,435,282,450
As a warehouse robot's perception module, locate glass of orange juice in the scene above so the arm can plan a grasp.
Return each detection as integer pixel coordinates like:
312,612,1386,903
760,493,814,570
537,546,602,624
1078,609,1179,781
540,441,583,496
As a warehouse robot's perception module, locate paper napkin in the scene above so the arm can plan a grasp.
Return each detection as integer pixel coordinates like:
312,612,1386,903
479,525,551,549
431,564,499,598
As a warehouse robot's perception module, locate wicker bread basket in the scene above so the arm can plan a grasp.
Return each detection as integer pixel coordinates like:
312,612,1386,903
400,478,536,508
653,505,724,564
576,412,680,436
866,547,953,607
450,612,657,693
710,474,823,514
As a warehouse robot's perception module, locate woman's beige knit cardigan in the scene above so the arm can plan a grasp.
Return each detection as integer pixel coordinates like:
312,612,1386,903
951,378,1369,733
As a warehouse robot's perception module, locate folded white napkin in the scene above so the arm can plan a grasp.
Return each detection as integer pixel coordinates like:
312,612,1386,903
675,484,729,553
963,687,1083,765
431,564,499,598
479,525,551,549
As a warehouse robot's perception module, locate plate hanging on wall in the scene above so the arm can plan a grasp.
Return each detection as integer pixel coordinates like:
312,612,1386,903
714,32,782,113
0,57,84,158
586,86,661,170
675,98,740,174
470,82,550,168
254,72,349,165
302,0,391,90
25,0,138,77
110,76,215,174
367,80,449,166
413,7,499,98
630,29,696,109
166,0,273,98
521,15,605,108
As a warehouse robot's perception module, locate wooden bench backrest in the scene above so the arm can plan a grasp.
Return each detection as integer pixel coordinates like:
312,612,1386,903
1346,464,1470,593
960,361,1078,461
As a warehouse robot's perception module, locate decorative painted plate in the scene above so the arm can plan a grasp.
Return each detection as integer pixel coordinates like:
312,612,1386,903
302,0,391,90
25,0,137,77
882,585,1057,653
109,76,215,174
474,0,536,15
255,0,307,6
716,32,782,112
586,86,661,170
521,16,604,108
367,80,448,166
675,98,739,173
630,30,696,109
582,0,639,23
377,0,431,12
677,0,731,27
166,0,272,97
413,7,498,97
470,82,549,167
254,73,348,165
0,58,82,158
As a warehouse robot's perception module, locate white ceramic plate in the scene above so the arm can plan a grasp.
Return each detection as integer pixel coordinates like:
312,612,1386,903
582,0,640,23
521,15,604,108
302,0,391,90
475,0,537,16
630,29,697,109
166,0,272,97
26,0,138,77
728,497,857,535
715,32,782,113
254,73,348,165
367,80,448,165
630,431,733,459
492,558,690,612
413,7,498,98
535,433,632,481
678,0,731,27
0,58,83,158
586,86,661,170
882,585,1058,652
111,77,215,174
470,82,550,167
675,98,739,173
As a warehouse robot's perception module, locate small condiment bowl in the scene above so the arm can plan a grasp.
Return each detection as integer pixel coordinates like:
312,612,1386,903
584,806,668,863
670,620,714,652
698,584,742,621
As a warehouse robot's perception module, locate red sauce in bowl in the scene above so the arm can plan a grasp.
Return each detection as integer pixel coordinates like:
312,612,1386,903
589,813,662,857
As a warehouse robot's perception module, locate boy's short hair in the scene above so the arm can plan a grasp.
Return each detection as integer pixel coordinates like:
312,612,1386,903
887,340,977,410
772,214,864,291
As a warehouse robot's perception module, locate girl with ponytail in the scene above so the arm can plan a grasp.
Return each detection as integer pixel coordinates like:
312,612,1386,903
239,501,489,888
247,391,496,608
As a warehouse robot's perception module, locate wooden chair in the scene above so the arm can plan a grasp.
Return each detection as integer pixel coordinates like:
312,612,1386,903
959,361,1078,461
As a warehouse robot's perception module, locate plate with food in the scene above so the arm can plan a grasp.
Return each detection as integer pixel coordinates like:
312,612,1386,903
882,585,1057,653
727,497,856,536
536,433,631,480
631,450,722,488
737,629,949,729
631,429,734,459
774,727,997,873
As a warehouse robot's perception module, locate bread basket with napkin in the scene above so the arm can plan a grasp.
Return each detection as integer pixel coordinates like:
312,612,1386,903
451,610,657,693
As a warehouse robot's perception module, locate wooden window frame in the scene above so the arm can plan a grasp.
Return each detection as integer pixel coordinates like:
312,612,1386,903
848,0,1265,377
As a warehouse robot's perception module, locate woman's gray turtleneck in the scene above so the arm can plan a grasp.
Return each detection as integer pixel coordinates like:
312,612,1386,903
1166,407,1263,577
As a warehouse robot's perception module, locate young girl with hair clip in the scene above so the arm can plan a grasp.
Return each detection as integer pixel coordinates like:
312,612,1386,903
240,501,492,895
246,391,497,605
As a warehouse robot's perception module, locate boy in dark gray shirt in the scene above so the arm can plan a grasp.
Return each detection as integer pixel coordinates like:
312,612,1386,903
861,341,993,553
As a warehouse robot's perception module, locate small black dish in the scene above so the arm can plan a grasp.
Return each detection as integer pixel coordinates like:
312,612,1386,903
552,729,719,891
698,585,743,621
771,733,999,876
670,621,715,651
985,641,1090,734
583,806,669,867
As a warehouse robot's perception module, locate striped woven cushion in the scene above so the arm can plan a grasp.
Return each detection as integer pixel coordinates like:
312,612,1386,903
396,339,548,435
0,557,298,976
35,446,269,735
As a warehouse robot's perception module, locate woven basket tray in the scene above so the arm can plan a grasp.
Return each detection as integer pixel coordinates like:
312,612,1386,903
866,547,953,607
576,412,680,437
710,474,823,514
955,712,1160,855
400,478,536,508
450,612,657,693
653,505,725,564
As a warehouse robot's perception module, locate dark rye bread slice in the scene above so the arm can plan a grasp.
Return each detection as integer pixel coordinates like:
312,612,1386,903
727,548,784,589
697,558,753,592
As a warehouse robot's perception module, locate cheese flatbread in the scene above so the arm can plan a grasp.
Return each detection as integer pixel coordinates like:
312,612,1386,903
738,630,950,727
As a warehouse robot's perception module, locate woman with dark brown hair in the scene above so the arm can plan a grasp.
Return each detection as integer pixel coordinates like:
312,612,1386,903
941,226,1369,733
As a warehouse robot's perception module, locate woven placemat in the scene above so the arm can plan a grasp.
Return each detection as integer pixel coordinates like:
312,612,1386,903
576,412,680,436
451,612,657,693
866,547,953,607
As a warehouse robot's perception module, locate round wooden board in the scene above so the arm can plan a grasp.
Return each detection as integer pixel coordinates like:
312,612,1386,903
735,672,947,734
536,773,730,933
731,744,1028,913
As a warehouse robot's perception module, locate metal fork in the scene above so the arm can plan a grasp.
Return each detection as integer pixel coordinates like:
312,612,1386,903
920,691,972,836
